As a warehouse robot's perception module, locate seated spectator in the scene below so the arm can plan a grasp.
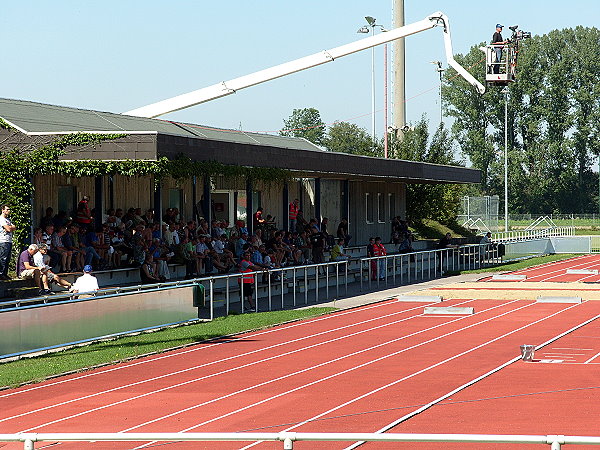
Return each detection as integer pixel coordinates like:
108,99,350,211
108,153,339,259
140,254,164,284
236,232,249,259
330,238,350,261
78,225,102,267
437,232,459,249
213,234,236,268
295,231,311,264
42,224,61,269
17,244,51,295
63,224,84,271
143,208,155,226
34,244,72,291
70,264,99,295
397,233,414,254
51,226,73,273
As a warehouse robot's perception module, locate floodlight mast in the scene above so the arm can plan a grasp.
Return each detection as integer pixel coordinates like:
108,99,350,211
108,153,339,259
123,11,485,118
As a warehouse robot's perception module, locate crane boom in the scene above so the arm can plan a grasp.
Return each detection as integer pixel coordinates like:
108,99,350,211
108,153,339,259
123,11,485,118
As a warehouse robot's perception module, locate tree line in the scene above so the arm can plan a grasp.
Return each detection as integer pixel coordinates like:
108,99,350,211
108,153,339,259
280,26,600,220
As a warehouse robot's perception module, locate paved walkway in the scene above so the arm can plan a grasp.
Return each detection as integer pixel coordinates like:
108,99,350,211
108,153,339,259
307,272,486,311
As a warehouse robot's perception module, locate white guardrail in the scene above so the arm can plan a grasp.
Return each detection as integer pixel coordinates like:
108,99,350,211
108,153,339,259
1,432,600,449
492,227,575,242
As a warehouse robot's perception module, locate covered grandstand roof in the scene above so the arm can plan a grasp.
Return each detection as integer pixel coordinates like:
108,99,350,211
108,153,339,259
0,98,481,184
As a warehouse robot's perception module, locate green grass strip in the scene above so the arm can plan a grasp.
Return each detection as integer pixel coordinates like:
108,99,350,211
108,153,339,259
445,254,579,276
0,307,336,389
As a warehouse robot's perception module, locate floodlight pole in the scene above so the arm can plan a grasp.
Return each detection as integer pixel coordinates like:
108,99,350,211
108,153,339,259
503,86,509,232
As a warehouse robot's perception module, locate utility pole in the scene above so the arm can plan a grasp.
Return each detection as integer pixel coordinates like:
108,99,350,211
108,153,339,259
392,0,406,138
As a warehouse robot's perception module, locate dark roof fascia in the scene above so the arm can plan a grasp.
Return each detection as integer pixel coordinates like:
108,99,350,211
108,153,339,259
156,133,480,184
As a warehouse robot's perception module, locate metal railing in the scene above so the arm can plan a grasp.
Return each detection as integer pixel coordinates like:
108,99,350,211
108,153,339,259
1,431,598,449
359,244,500,291
491,227,575,242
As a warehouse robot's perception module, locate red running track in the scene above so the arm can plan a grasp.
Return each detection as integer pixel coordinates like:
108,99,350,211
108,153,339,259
1,296,599,449
480,254,600,283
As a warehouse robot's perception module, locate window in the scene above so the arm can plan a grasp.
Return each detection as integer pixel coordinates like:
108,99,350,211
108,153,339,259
365,193,374,224
377,193,385,223
388,193,396,221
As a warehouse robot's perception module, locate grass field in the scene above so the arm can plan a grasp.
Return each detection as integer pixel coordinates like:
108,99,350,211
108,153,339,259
0,307,335,389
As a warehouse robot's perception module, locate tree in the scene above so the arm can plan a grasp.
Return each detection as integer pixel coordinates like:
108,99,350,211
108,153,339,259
279,108,326,147
443,27,600,214
390,116,464,223
325,121,381,156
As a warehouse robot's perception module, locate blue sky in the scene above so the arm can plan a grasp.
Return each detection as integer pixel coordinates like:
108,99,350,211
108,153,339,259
1,1,597,138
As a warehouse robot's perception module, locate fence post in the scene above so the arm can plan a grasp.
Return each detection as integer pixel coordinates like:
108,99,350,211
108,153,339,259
23,440,35,450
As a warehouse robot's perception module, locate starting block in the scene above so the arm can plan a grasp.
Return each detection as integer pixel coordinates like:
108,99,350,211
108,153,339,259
492,274,527,281
424,306,474,315
566,269,598,275
398,295,442,303
537,296,582,304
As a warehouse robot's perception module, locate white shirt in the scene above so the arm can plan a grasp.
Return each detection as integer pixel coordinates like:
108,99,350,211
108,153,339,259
71,273,99,293
0,215,13,243
33,252,51,271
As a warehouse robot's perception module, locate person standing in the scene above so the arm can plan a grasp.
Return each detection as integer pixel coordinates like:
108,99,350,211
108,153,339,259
491,24,506,74
288,199,299,233
373,237,387,281
238,260,256,312
0,204,16,280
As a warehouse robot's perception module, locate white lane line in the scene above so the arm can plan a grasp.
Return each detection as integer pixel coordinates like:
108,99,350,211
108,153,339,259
0,299,401,399
552,348,593,350
132,301,532,449
15,299,483,431
525,257,600,282
240,301,578,450
5,301,443,424
584,351,600,364
510,255,596,278
341,301,593,450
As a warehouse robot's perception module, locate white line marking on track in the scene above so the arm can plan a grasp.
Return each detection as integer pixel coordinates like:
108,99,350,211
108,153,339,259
14,299,479,431
341,301,594,450
0,300,398,399
133,300,532,449
584,351,600,364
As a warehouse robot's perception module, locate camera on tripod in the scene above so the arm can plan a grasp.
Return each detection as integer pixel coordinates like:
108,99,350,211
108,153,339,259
508,25,531,41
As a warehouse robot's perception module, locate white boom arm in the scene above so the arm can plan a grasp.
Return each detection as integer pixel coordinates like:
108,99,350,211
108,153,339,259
124,11,485,118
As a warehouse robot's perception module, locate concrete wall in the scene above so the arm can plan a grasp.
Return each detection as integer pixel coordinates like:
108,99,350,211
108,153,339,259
348,181,406,246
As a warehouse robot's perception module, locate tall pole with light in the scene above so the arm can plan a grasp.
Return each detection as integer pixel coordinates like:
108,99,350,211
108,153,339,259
502,85,509,232
357,16,386,153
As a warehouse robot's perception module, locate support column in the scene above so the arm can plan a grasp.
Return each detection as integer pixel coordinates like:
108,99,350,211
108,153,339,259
342,179,350,221
192,176,198,222
246,178,253,235
109,175,114,210
153,179,162,236
315,177,321,225
27,175,34,245
94,176,104,230
282,181,289,232
203,176,212,230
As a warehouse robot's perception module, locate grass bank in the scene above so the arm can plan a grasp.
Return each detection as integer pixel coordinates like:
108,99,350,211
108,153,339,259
0,307,335,389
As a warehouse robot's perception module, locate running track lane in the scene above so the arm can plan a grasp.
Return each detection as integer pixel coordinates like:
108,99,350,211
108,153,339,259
375,316,600,449
481,254,600,283
2,300,598,449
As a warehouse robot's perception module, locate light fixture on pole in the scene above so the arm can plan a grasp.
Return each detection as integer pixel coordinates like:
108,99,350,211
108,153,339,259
357,16,386,153
431,61,443,126
502,85,509,232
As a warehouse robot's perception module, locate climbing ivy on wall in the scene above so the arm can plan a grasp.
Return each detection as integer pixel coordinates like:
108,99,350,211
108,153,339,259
0,132,293,268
